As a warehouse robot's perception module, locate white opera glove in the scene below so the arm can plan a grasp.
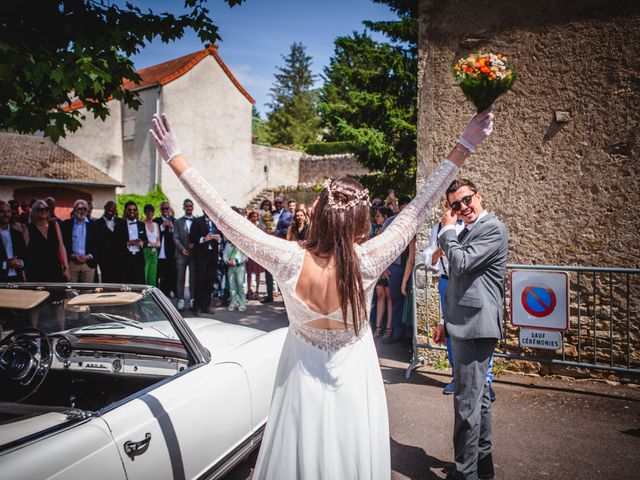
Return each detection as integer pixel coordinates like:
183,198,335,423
150,113,182,163
458,107,494,152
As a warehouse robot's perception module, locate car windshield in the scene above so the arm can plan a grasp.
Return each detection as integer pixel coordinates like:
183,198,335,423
0,287,179,340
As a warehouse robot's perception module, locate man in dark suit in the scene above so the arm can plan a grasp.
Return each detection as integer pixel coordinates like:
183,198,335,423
95,200,122,283
114,201,148,285
436,178,508,480
154,200,177,297
274,199,295,238
61,199,98,283
189,211,220,314
173,199,197,311
0,200,27,282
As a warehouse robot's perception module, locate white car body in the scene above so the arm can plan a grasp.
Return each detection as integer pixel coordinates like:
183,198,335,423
0,285,286,480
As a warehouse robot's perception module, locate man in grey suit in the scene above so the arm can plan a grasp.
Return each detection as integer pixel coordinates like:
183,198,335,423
173,198,197,311
435,178,508,480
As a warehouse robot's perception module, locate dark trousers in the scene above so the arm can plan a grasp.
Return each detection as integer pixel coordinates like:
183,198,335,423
264,270,274,299
157,258,177,297
450,337,497,479
194,252,217,310
389,263,408,338
99,259,122,283
123,252,145,285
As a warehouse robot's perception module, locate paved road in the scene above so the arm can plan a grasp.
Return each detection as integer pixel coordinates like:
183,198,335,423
197,297,640,480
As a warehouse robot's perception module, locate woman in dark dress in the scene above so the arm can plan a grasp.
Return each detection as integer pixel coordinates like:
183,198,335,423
23,200,69,330
23,200,69,282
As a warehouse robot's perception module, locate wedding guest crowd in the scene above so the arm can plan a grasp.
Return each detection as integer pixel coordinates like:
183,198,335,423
1,191,406,321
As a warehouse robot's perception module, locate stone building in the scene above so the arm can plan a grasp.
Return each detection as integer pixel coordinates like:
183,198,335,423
60,45,257,209
416,0,639,376
0,132,121,219
58,45,372,210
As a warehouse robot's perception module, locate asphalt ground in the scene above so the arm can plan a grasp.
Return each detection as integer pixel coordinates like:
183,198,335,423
189,296,640,480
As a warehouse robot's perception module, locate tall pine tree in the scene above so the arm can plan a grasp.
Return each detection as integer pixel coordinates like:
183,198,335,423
266,42,321,146
319,1,417,195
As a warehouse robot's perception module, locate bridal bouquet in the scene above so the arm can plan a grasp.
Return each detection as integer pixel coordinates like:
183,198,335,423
453,52,517,112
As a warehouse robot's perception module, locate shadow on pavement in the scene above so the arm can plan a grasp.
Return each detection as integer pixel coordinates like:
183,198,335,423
391,437,450,480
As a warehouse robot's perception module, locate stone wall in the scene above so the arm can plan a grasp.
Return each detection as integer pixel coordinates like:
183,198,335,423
299,154,370,184
416,0,640,378
251,145,301,195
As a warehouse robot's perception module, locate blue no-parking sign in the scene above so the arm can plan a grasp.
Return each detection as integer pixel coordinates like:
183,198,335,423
511,270,569,330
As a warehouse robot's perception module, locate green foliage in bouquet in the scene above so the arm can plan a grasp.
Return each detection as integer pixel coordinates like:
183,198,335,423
453,53,517,112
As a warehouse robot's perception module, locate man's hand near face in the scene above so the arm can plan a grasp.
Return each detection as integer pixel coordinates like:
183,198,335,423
441,209,457,227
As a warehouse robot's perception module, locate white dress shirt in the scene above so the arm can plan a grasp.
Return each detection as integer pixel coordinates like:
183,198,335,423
127,220,141,253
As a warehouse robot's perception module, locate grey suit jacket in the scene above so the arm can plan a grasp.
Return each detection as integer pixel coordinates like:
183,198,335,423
438,212,508,340
172,216,194,259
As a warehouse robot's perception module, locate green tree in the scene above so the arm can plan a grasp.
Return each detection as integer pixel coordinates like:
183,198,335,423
318,1,417,195
252,105,269,145
0,0,244,142
266,42,321,146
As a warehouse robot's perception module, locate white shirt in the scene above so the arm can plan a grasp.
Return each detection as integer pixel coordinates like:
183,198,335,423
127,220,140,253
423,220,464,276
145,222,159,250
103,216,115,232
158,216,172,260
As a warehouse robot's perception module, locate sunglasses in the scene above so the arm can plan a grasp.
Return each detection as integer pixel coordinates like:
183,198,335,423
37,207,50,212
450,193,475,212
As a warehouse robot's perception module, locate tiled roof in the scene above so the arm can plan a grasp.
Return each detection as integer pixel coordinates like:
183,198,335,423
66,45,254,110
0,132,122,187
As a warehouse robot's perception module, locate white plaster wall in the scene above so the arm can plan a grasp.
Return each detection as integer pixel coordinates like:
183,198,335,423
160,55,253,210
122,88,160,194
251,145,301,191
58,99,124,182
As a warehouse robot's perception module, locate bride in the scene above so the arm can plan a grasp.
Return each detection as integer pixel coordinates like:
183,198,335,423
151,108,493,479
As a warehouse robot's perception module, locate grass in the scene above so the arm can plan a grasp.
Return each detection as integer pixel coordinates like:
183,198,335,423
491,359,509,377
433,353,450,371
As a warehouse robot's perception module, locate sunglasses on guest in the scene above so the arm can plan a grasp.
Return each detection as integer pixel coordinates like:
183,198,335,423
450,193,476,212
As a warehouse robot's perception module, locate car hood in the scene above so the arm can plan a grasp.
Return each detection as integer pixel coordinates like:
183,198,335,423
183,317,265,350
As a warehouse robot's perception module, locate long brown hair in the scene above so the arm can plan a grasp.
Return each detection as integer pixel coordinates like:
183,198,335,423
305,178,370,334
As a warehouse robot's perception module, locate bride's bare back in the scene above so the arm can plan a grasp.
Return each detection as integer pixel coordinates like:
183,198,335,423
295,251,345,329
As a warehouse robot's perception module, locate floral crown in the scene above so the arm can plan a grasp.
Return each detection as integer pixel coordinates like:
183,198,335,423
323,179,369,210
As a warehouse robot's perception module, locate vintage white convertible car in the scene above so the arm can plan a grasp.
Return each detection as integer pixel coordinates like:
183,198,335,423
0,283,286,480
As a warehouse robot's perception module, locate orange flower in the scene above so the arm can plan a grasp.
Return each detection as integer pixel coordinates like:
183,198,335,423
480,66,491,74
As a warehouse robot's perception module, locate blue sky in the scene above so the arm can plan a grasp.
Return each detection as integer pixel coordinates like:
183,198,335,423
128,0,399,115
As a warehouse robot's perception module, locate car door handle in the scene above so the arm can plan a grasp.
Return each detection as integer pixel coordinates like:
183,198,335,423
123,433,151,460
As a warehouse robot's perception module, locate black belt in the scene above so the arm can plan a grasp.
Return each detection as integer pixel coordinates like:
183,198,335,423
440,274,449,280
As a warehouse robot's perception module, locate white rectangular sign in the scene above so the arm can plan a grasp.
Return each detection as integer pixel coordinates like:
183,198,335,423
519,329,563,350
511,270,569,330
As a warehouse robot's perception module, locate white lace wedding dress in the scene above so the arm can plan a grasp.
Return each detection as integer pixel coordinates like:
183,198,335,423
178,159,459,479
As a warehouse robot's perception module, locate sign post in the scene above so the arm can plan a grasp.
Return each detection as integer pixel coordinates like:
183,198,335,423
511,270,569,351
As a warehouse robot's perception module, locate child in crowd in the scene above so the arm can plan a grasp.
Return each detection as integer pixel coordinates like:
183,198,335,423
223,240,248,312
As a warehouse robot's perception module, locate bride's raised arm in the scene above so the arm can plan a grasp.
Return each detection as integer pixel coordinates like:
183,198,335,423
358,109,494,278
150,114,297,276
